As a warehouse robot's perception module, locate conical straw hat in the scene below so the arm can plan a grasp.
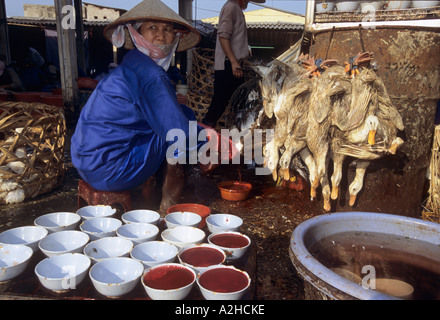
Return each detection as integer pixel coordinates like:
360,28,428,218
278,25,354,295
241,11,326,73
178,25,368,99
104,0,201,52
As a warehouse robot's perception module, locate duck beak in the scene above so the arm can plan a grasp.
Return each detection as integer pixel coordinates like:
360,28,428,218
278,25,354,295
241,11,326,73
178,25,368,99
388,142,399,155
349,194,357,206
368,129,376,145
272,169,278,182
388,138,403,155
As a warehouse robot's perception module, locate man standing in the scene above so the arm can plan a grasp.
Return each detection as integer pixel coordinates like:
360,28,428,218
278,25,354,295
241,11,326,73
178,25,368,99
202,0,265,128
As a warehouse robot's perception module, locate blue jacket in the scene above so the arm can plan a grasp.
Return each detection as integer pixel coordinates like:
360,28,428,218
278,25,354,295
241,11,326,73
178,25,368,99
71,49,204,191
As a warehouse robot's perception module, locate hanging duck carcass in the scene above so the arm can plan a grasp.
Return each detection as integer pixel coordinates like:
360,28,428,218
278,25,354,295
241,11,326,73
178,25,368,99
225,50,404,213
227,60,310,183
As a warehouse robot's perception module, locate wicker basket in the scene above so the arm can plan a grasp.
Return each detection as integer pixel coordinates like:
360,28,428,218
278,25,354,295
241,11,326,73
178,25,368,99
187,48,215,124
0,101,66,204
422,124,440,223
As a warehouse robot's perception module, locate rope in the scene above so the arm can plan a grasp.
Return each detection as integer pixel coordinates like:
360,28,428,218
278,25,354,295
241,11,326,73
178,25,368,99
358,24,366,52
324,26,335,60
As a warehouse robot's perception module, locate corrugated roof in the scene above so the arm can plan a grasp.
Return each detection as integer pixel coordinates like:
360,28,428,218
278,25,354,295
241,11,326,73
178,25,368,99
7,16,110,27
202,8,304,29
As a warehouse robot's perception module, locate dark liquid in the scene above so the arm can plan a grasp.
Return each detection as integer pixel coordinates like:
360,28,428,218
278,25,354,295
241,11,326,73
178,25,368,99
309,231,440,300
180,247,225,267
199,268,249,293
211,233,249,248
143,265,194,290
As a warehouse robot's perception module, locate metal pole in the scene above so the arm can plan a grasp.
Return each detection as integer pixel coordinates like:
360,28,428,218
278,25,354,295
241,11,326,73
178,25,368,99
178,0,193,79
0,0,11,64
74,0,87,75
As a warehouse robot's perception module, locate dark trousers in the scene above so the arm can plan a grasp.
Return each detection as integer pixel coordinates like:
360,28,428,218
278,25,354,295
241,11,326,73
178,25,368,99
203,60,245,127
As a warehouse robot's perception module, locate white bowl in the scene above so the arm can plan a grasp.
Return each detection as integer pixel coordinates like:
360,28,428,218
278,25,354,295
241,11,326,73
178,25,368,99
34,212,81,233
165,211,202,229
130,241,178,268
83,237,134,264
35,253,91,293
207,231,251,260
39,230,90,257
412,0,440,8
0,244,33,282
0,226,48,252
386,0,411,9
178,244,226,275
206,214,243,233
142,263,196,300
121,210,160,226
335,1,360,11
76,205,116,220
161,226,205,249
197,265,251,300
116,223,159,245
316,2,335,12
80,217,122,241
89,257,144,298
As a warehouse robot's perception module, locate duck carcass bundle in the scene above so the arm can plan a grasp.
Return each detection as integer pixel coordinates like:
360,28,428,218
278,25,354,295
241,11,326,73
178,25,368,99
332,61,405,207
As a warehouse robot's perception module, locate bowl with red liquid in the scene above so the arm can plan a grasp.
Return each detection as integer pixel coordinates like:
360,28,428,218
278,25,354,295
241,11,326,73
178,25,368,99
217,181,252,201
142,263,196,300
178,243,226,274
196,265,251,300
208,231,251,261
